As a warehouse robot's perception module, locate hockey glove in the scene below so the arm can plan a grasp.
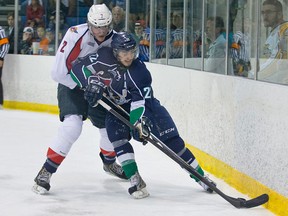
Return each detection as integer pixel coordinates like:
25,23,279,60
84,76,105,107
132,116,152,145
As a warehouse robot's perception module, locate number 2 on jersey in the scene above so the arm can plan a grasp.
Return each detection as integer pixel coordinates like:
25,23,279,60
143,87,152,99
60,41,68,53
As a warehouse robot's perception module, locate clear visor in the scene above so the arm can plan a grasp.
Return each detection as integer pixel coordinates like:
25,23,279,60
88,22,111,30
91,25,110,30
116,47,139,60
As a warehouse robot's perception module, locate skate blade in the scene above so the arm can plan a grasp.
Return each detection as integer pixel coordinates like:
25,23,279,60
32,184,49,195
131,188,150,199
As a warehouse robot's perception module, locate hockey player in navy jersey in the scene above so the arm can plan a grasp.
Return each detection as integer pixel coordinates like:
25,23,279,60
70,32,216,199
32,4,128,195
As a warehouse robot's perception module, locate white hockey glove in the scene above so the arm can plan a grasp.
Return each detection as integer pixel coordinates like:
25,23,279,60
84,76,105,107
132,116,152,145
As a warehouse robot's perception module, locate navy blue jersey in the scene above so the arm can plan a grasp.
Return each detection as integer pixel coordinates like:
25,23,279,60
70,46,198,166
71,47,181,142
71,47,154,120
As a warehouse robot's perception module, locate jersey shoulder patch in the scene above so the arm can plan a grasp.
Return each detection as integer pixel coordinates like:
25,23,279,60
69,26,79,33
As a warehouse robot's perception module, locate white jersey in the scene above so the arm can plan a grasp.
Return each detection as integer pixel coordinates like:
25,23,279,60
51,23,115,89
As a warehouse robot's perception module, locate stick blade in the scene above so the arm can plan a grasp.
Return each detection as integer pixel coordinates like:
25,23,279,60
229,194,269,208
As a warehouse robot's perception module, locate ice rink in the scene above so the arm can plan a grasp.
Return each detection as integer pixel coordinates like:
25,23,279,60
0,109,274,216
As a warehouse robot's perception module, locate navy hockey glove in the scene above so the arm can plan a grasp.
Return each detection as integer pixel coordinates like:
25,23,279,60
84,76,105,107
132,116,152,145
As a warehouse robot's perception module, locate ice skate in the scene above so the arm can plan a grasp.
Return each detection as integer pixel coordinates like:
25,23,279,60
32,167,52,195
128,172,149,199
198,175,216,193
103,162,128,180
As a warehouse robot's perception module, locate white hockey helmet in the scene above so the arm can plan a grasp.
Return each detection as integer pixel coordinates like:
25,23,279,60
87,4,112,27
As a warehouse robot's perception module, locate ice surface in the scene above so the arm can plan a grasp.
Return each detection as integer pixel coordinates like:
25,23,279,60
0,110,274,216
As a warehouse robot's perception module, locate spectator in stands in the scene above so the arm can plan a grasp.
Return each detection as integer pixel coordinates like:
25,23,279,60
48,10,69,42
132,20,145,44
26,0,45,29
19,27,35,54
257,0,288,84
0,25,9,109
170,10,190,58
231,18,252,77
138,13,166,62
20,0,44,16
44,28,56,55
192,16,202,58
36,26,46,41
204,16,227,74
35,26,55,55
36,26,48,53
5,12,15,54
111,6,125,32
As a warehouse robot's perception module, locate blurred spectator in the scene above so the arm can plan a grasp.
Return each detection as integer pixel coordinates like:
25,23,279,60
26,0,45,29
139,27,166,62
138,12,166,61
192,16,202,58
19,27,35,54
36,26,48,53
258,0,288,84
231,18,252,77
170,10,190,58
36,26,46,42
47,10,69,42
204,16,227,74
192,30,202,58
5,12,15,54
112,6,125,32
44,28,56,55
0,25,9,109
20,0,44,16
132,20,145,44
35,27,55,55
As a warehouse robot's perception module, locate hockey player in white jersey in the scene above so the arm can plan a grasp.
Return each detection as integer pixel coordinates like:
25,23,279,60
32,4,127,195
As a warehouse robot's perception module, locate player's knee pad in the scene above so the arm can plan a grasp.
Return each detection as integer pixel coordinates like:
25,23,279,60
49,114,83,156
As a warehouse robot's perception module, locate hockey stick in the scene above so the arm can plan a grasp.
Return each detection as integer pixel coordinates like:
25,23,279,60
98,97,269,208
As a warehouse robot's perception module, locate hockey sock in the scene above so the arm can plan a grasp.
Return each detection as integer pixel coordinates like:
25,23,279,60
43,147,65,173
121,159,138,179
190,165,204,182
99,150,116,165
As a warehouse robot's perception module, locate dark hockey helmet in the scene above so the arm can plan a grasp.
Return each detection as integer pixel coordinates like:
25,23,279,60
111,32,139,60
